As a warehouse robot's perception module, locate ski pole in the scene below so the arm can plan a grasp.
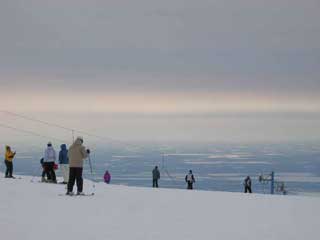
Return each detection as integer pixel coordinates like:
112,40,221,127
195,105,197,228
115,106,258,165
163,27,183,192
88,154,93,175
87,153,96,194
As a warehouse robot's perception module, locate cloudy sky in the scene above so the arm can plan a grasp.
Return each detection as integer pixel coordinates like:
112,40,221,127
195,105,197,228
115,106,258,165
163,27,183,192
0,0,319,142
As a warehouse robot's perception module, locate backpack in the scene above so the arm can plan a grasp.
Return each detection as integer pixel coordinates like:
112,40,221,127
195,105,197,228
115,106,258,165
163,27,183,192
53,163,58,170
186,173,194,182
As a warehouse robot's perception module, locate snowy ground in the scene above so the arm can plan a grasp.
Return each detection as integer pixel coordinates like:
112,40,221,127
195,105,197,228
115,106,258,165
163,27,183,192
0,174,319,240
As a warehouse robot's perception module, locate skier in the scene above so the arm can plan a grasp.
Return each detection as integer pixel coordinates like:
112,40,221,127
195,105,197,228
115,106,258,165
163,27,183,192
185,170,195,190
59,144,69,184
103,170,111,184
40,157,51,182
4,146,16,178
243,176,252,193
66,137,90,195
152,166,160,188
44,142,57,183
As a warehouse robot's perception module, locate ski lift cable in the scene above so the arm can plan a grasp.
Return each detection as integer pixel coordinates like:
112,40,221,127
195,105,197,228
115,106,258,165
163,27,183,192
0,111,179,156
1,111,161,167
0,122,67,142
0,110,164,155
1,110,74,132
0,110,141,148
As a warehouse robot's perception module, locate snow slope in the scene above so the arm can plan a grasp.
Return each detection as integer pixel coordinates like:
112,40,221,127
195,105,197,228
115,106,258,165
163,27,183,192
0,175,319,240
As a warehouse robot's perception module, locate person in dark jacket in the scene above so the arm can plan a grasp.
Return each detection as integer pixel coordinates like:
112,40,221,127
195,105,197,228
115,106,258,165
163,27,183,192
59,144,69,184
244,176,252,193
152,166,160,188
185,170,195,190
40,158,51,182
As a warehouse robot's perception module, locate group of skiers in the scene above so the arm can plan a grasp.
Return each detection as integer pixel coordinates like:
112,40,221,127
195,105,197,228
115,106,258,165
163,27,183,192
3,137,90,195
43,137,91,195
152,167,252,192
152,166,196,190
40,142,69,184
3,142,253,193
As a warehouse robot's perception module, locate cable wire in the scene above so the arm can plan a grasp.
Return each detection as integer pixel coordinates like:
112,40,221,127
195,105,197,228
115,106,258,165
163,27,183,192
0,110,143,148
0,122,66,142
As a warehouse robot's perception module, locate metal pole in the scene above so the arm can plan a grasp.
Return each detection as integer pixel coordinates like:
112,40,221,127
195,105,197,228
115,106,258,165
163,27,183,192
162,153,165,169
72,130,75,143
271,171,275,194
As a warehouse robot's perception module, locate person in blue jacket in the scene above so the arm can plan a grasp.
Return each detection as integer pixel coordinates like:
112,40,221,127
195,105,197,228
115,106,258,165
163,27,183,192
59,144,69,184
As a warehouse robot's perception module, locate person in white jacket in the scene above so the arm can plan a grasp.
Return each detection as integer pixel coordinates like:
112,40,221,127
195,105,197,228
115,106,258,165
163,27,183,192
43,142,57,183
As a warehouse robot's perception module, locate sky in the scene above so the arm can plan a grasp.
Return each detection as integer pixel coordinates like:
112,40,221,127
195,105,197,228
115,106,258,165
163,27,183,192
0,0,319,142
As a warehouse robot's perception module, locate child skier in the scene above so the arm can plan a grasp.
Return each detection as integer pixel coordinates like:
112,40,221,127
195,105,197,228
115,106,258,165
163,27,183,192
104,170,111,184
40,158,50,182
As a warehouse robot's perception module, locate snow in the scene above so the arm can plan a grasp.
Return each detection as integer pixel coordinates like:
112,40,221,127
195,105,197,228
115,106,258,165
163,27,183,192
0,174,319,240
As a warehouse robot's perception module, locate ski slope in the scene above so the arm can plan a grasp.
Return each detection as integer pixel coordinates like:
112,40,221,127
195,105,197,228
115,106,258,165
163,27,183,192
0,175,319,240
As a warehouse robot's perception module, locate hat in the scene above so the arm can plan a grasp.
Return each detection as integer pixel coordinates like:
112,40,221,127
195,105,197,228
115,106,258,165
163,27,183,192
76,136,84,144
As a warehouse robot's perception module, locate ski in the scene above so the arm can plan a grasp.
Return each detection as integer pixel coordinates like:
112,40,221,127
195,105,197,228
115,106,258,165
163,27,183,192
58,193,95,197
4,176,22,180
33,180,58,184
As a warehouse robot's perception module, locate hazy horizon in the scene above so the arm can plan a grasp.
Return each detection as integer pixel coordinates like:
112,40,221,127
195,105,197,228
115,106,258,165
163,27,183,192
0,1,319,143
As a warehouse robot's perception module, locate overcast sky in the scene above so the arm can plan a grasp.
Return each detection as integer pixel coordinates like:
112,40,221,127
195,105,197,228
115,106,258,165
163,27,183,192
0,0,319,141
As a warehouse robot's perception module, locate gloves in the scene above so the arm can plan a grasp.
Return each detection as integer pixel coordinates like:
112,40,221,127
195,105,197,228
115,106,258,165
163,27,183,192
86,149,90,154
